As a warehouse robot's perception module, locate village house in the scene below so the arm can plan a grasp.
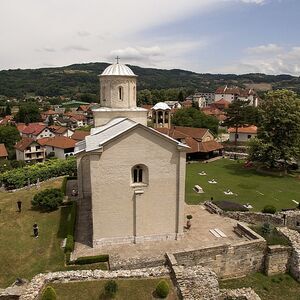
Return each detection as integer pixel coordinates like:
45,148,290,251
0,144,8,160
15,138,46,163
228,125,258,142
17,123,55,140
48,125,74,137
39,136,77,159
71,130,90,142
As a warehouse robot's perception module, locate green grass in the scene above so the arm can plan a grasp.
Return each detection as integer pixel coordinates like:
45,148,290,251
220,273,300,300
251,226,290,246
44,278,178,300
185,158,300,211
0,178,107,288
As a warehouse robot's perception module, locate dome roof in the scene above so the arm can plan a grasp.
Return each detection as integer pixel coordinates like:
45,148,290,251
101,63,136,76
152,102,171,111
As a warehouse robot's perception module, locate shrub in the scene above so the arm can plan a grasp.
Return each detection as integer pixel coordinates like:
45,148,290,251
31,188,63,211
0,157,76,190
104,280,118,298
41,286,57,300
75,255,109,265
261,223,272,235
65,234,74,253
155,279,169,298
262,205,276,214
187,214,193,220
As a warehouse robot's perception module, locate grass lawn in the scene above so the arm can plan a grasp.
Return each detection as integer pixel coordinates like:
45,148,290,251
186,158,300,211
220,272,300,300
0,178,108,288
45,278,178,300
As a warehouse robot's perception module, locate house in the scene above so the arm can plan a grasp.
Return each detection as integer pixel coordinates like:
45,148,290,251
71,130,90,142
39,136,77,159
202,107,227,123
0,144,8,160
75,61,188,247
0,115,14,126
156,126,224,160
15,138,46,163
215,86,258,107
17,123,55,140
228,125,257,142
182,99,193,108
48,125,74,137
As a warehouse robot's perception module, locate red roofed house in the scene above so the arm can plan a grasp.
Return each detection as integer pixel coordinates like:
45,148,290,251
156,126,223,160
48,125,74,137
18,123,55,140
228,125,257,142
15,137,46,163
40,136,77,159
0,144,8,160
71,130,90,142
0,115,14,126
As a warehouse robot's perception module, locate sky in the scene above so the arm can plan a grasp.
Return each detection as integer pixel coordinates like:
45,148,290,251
0,0,300,75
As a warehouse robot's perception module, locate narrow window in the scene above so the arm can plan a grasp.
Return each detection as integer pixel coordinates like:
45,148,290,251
132,165,148,185
119,86,123,100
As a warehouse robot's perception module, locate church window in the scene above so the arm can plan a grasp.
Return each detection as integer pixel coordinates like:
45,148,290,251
118,86,123,100
131,164,148,185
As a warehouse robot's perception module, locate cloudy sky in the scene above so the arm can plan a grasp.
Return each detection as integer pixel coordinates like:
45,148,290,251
0,0,299,75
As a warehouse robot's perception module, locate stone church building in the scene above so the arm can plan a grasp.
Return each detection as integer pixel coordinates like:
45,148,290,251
75,62,188,247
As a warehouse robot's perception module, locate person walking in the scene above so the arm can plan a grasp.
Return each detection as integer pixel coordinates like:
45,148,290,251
33,224,39,238
17,200,22,212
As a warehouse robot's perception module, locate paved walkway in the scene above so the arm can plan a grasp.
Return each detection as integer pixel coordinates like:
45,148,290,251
74,205,247,266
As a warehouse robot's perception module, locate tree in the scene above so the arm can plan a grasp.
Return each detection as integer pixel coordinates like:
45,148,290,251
248,90,300,171
31,188,64,211
178,90,184,102
0,125,21,158
48,115,54,126
5,103,11,115
223,99,258,146
41,286,57,300
172,107,219,134
15,102,41,123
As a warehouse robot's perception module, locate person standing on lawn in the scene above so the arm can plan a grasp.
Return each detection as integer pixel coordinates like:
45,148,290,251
17,200,22,212
33,224,39,238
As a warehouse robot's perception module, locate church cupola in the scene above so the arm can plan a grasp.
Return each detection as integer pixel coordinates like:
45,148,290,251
99,58,137,109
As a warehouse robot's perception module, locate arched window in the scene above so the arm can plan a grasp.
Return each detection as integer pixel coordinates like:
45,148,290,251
131,164,148,185
118,86,123,100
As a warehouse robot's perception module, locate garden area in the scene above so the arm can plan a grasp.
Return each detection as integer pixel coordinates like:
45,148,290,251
185,158,300,211
220,272,300,300
0,177,106,288
42,278,177,300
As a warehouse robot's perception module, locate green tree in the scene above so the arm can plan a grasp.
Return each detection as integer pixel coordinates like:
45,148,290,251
172,107,219,134
223,99,257,146
248,90,300,170
15,102,41,123
0,125,21,158
178,90,184,102
41,286,57,300
5,103,11,115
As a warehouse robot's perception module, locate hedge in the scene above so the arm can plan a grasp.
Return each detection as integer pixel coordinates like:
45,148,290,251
0,157,77,190
64,201,77,253
74,255,109,265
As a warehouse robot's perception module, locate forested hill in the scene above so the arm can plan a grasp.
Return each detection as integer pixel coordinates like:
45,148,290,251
0,62,299,98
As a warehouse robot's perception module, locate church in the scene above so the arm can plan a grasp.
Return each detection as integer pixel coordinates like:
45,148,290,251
75,61,188,247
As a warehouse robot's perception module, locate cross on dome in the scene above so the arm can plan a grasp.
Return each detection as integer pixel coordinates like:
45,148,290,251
115,56,120,64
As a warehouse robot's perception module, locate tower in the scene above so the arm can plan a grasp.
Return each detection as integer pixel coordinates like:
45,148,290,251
93,60,147,127
152,102,171,129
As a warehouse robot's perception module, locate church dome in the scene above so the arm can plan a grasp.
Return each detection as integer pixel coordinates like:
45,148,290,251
101,63,136,76
152,102,171,111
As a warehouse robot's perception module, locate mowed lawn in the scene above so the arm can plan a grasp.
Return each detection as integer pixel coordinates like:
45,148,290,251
46,278,178,300
0,178,69,288
220,272,300,300
185,158,300,211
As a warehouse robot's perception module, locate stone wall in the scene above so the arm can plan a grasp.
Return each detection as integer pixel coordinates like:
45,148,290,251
264,245,292,275
220,288,261,300
172,223,267,279
19,267,169,300
277,227,300,282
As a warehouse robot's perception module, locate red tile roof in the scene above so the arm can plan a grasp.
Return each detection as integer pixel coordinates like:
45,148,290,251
71,130,90,141
43,109,57,115
15,137,38,151
228,125,257,134
0,143,8,157
185,138,223,153
18,123,46,135
0,115,13,125
40,136,76,149
77,105,89,112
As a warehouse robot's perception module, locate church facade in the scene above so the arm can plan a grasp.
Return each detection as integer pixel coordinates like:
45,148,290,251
75,62,188,247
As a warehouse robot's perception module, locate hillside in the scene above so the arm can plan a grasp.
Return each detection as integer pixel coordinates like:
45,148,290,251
0,62,300,99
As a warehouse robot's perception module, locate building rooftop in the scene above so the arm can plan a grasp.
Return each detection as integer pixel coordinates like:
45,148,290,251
0,143,8,157
101,63,136,77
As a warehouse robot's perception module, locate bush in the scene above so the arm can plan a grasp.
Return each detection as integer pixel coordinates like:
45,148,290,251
187,214,193,220
262,205,276,214
261,223,271,235
31,188,63,211
41,286,57,300
104,280,118,298
65,234,74,253
75,255,109,265
0,157,76,190
155,279,169,298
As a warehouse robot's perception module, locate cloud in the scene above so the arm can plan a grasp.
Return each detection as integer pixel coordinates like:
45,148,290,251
63,45,90,52
43,47,56,53
219,44,300,75
77,31,90,37
238,0,266,4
